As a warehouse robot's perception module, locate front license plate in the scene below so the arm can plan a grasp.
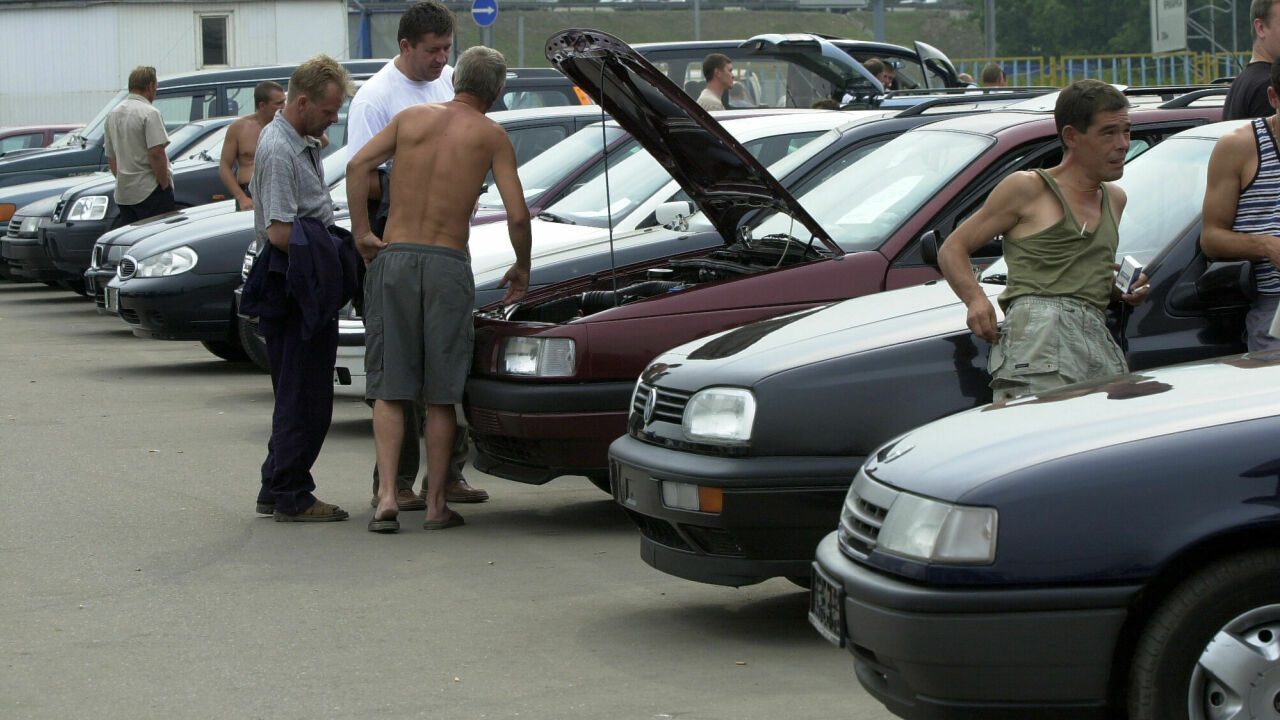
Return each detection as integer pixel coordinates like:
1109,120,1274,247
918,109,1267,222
808,564,846,648
105,286,118,312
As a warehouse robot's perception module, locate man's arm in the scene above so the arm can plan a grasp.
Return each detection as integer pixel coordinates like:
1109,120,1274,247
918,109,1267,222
267,221,291,253
1201,131,1280,267
107,158,118,177
1105,184,1150,306
937,173,1033,342
218,122,251,210
345,114,401,264
491,135,532,304
148,145,169,190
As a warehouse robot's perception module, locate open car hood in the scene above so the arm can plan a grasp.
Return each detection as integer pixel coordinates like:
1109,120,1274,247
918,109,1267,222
741,33,882,94
914,40,959,89
546,29,839,253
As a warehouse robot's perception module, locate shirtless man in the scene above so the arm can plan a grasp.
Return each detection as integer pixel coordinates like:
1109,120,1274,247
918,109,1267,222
218,81,285,211
346,46,531,533
938,79,1149,402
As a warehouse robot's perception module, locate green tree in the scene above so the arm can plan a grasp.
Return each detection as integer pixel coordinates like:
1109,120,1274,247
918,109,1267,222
966,0,1149,56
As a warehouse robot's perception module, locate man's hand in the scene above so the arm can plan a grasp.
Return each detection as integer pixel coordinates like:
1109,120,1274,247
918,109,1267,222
355,231,387,266
965,295,999,343
499,264,530,305
1121,271,1150,306
238,197,255,212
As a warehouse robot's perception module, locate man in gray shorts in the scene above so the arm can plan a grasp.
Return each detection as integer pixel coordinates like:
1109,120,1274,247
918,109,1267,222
346,46,532,533
938,80,1150,402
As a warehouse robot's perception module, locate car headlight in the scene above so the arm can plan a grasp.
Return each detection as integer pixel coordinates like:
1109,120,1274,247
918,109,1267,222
19,216,41,234
873,492,997,564
68,195,110,222
499,337,575,377
682,387,755,445
133,246,198,278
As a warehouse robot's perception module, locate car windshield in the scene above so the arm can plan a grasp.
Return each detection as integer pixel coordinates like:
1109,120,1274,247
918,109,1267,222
476,124,630,210
46,130,83,150
540,147,671,228
176,125,229,161
79,90,128,143
751,128,993,251
980,133,1218,281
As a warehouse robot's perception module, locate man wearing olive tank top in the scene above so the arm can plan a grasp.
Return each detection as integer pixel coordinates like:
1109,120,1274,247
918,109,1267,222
937,80,1151,402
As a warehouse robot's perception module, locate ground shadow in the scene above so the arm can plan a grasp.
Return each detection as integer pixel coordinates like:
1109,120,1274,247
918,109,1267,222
478,495,635,533
591,584,820,649
96,359,263,378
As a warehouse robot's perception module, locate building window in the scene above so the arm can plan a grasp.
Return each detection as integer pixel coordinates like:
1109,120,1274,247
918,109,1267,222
199,15,230,67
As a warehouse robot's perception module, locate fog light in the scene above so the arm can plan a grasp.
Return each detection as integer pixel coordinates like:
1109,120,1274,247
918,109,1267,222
660,481,722,514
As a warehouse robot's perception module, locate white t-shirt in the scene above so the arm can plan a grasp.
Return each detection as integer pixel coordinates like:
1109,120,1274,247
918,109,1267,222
346,57,455,165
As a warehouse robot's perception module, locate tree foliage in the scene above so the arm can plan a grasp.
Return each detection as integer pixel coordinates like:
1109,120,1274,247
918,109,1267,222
965,0,1149,56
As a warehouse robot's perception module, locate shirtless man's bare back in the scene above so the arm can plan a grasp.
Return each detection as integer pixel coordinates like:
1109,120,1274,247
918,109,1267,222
219,81,285,211
346,46,531,533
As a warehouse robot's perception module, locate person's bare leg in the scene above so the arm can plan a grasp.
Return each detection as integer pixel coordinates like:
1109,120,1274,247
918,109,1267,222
423,403,456,524
372,399,405,521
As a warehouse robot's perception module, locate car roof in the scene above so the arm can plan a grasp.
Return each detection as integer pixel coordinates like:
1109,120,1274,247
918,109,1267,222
486,105,603,124
157,59,387,89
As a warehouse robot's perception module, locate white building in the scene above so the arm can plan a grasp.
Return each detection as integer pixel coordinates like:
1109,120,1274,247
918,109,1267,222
0,0,350,125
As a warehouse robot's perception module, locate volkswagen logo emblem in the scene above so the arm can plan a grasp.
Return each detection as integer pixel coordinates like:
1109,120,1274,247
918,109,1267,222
643,387,658,425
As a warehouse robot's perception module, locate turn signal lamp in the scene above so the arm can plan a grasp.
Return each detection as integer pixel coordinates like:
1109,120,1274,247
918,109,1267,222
0,203,15,222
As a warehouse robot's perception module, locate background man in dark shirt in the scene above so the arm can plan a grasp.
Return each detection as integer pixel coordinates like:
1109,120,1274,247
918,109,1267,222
1226,0,1280,120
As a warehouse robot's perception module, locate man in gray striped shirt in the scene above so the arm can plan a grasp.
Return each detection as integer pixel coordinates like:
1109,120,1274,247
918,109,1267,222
250,55,355,522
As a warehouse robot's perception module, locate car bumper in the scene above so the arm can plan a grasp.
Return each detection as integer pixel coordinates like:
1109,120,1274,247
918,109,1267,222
333,320,366,397
811,534,1138,720
86,266,118,313
463,376,634,483
42,221,106,276
2,236,68,281
609,433,859,586
115,271,238,340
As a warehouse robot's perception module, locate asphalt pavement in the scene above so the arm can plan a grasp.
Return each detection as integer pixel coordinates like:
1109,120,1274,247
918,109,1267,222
0,281,895,719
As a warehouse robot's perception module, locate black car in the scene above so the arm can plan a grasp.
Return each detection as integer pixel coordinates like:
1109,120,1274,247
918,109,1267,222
0,117,233,285
106,106,608,364
0,60,384,189
607,119,1250,588
810,351,1280,720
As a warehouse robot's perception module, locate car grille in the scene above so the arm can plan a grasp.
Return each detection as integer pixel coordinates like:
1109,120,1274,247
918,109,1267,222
623,508,693,552
683,525,745,557
118,256,137,279
119,308,140,324
631,380,693,425
838,470,900,560
6,218,20,237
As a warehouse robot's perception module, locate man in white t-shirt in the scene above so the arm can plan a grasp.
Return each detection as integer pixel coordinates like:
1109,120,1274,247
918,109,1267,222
349,1,491,510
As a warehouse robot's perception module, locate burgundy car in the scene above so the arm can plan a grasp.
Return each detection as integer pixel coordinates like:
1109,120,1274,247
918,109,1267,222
463,29,1221,491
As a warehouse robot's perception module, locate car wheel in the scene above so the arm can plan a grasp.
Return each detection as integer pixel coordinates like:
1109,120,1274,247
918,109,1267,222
585,473,612,494
237,315,270,372
201,338,249,362
1128,549,1280,720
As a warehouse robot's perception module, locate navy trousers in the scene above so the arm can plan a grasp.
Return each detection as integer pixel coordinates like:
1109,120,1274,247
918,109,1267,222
257,301,339,515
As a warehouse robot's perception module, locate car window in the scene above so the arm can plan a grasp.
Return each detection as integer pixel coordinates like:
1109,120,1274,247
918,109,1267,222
0,133,43,153
647,50,844,108
478,125,631,209
223,84,264,117
164,122,212,158
501,89,575,111
152,92,216,130
509,125,570,165
665,131,827,209
755,128,993,251
179,125,229,160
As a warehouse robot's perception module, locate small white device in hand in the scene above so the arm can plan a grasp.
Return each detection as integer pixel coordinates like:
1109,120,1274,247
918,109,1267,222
1115,255,1144,293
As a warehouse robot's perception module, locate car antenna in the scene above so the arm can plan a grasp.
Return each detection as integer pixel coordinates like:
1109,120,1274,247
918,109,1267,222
600,59,618,305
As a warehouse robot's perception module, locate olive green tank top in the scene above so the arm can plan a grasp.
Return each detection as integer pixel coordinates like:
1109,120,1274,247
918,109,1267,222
997,169,1119,313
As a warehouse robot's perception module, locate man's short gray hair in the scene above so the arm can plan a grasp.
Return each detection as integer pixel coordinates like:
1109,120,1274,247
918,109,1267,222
454,46,507,103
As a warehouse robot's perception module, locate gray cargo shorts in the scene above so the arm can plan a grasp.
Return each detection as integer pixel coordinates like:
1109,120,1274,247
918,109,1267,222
1245,293,1280,352
988,295,1127,403
364,243,474,405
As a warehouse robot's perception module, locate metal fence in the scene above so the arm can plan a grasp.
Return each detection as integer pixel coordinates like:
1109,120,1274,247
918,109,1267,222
954,52,1252,88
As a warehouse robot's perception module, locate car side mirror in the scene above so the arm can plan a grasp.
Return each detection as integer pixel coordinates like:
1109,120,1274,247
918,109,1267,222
919,230,941,266
1196,260,1256,303
654,201,694,231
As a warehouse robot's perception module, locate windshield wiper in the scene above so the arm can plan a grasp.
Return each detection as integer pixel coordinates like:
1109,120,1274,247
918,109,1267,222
537,211,576,225
982,273,1007,285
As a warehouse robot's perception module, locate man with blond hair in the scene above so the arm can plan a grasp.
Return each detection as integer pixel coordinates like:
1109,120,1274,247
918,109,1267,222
347,46,531,533
104,66,173,227
1226,0,1280,120
250,54,356,522
218,80,285,211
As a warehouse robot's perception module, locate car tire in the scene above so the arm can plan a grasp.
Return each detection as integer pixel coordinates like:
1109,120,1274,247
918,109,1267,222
1127,549,1280,720
585,473,612,494
201,338,249,363
237,315,270,372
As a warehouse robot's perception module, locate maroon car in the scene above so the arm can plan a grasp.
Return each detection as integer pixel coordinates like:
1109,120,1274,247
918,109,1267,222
463,29,1221,491
0,124,80,158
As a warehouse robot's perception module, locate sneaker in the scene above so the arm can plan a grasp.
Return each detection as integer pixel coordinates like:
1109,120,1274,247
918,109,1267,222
256,500,275,515
274,499,350,522
368,489,427,511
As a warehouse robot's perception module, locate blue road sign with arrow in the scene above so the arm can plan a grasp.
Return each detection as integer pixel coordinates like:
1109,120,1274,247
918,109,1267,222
472,0,497,27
